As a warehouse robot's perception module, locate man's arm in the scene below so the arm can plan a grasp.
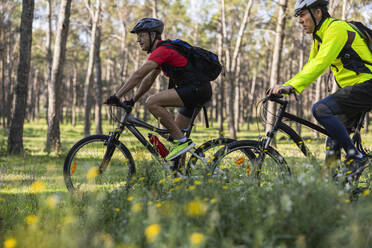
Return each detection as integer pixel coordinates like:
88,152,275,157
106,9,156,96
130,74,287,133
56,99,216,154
115,60,159,98
283,23,347,93
133,68,161,102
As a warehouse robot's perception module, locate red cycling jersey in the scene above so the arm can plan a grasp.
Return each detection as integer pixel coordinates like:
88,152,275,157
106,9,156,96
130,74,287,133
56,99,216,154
148,41,188,77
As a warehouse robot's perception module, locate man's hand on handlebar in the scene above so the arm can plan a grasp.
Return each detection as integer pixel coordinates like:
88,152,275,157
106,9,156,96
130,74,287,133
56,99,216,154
104,95,121,105
268,85,294,97
123,99,135,107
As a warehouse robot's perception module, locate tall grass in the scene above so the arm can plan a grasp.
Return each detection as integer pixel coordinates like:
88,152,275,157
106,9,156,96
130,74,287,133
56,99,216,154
0,118,371,247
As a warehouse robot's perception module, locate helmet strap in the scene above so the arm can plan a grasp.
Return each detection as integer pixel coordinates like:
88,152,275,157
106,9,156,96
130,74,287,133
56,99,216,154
147,32,157,54
308,7,318,35
308,7,327,36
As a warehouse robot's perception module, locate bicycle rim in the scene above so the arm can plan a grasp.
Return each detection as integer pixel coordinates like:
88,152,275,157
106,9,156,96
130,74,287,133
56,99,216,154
64,135,135,193
212,140,290,187
185,138,236,179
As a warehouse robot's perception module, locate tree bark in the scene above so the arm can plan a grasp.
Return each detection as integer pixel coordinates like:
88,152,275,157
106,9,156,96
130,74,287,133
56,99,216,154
72,65,77,126
45,0,52,125
7,0,34,154
46,0,72,151
266,0,288,133
221,0,253,139
83,0,101,137
95,26,103,134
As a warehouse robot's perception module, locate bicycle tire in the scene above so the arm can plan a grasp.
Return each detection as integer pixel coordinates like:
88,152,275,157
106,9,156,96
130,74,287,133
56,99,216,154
212,140,290,186
184,138,236,178
64,134,135,193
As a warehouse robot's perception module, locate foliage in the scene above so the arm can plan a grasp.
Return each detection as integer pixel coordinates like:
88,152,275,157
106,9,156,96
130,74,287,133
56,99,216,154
1,120,372,247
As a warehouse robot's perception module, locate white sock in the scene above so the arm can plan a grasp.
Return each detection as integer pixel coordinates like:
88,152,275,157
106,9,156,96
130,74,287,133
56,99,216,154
176,136,187,143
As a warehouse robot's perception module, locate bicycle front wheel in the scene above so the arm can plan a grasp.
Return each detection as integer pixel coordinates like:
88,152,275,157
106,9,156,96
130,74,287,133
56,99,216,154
64,134,135,193
212,140,290,187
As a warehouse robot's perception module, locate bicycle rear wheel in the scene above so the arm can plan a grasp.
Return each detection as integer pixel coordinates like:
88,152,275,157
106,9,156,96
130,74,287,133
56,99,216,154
64,134,135,193
212,140,290,187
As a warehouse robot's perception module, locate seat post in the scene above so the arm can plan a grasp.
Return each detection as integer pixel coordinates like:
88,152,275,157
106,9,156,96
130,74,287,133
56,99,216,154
184,107,202,138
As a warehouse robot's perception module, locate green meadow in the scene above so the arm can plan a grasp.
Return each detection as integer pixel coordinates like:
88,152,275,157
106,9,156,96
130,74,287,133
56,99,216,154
1,118,372,248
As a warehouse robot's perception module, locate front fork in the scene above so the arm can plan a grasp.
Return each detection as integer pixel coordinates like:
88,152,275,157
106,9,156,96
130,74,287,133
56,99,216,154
100,131,120,173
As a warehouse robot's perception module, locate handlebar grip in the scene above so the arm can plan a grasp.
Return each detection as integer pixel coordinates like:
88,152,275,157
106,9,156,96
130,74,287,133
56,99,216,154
118,102,133,112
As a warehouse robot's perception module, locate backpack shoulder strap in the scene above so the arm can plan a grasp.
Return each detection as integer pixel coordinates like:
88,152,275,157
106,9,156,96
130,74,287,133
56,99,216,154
157,39,189,56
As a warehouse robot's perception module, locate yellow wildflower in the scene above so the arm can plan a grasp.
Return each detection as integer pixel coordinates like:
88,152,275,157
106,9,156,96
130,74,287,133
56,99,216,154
128,196,134,201
194,180,201,185
190,232,205,245
159,179,166,184
114,208,120,212
210,198,217,204
131,203,143,213
86,167,99,180
139,177,145,181
223,185,228,189
148,201,153,206
174,177,182,183
145,224,161,243
184,200,207,217
30,181,46,193
63,216,75,225
46,195,59,208
4,238,17,248
363,189,369,196
345,199,350,204
188,185,196,191
25,215,38,224
156,202,162,208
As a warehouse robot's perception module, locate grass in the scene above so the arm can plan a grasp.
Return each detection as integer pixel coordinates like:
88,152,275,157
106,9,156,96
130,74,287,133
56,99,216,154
0,117,372,248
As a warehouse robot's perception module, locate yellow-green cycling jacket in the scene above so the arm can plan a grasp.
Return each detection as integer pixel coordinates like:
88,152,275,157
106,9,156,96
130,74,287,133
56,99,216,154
284,17,372,93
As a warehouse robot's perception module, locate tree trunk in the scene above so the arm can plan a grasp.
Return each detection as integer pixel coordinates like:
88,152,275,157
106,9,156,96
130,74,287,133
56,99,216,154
266,0,288,133
217,9,224,137
46,0,72,151
95,26,103,134
7,0,34,154
6,18,14,128
45,0,52,125
72,66,77,126
1,45,5,128
83,0,101,137
221,0,253,139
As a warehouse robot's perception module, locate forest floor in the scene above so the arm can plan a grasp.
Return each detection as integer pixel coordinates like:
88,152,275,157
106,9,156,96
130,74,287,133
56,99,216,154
0,118,372,247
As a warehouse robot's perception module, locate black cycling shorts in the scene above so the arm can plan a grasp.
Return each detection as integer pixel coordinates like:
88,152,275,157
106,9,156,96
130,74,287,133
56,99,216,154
332,79,372,114
175,82,212,118
331,79,372,127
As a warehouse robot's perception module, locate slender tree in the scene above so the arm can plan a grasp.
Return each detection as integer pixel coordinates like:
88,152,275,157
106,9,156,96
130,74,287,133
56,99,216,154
7,0,34,154
266,0,288,132
46,0,72,151
83,0,101,137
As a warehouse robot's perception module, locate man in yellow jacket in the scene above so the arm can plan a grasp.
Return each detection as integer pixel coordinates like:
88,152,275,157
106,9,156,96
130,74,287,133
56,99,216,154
269,0,372,176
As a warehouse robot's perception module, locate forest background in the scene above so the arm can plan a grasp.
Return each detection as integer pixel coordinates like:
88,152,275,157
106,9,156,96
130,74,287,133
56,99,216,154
1,1,372,247
0,0,371,152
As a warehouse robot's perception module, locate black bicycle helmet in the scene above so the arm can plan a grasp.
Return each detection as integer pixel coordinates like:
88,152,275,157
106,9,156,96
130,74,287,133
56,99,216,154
130,18,164,35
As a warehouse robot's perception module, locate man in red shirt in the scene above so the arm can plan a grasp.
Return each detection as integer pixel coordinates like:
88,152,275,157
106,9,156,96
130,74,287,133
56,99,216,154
105,18,212,161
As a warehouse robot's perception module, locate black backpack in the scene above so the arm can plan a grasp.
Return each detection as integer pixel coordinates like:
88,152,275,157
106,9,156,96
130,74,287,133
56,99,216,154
347,21,372,53
158,39,222,81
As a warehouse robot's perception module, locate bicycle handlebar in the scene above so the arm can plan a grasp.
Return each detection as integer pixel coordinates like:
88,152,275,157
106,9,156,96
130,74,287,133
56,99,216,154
104,101,133,113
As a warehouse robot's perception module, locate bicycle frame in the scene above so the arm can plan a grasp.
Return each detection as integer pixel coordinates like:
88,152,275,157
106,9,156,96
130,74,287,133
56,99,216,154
262,96,367,158
107,104,204,163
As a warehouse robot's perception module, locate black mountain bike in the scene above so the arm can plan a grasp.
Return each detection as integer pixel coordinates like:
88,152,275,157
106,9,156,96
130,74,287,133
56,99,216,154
212,94,371,190
63,101,235,192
